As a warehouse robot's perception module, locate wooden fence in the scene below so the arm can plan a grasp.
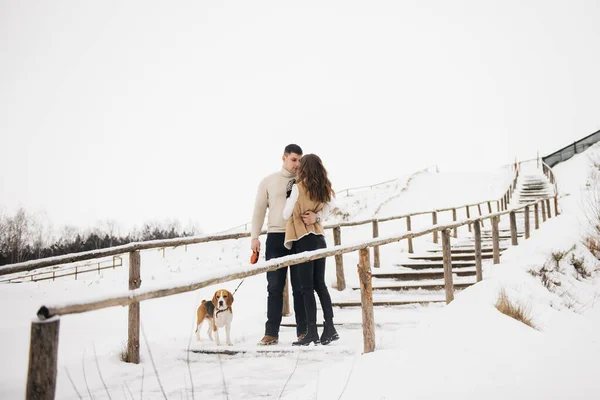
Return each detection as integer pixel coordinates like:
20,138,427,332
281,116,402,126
0,256,122,283
25,191,559,399
2,160,561,399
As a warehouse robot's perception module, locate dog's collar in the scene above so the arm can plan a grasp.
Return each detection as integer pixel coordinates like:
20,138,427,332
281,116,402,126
215,307,230,318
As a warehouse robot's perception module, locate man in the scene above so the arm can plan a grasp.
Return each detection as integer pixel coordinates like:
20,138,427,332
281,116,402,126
252,144,317,345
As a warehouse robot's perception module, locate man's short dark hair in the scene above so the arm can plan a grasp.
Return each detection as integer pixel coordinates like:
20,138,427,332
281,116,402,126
284,144,303,156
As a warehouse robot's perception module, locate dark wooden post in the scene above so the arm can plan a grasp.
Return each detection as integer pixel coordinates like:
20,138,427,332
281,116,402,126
474,220,482,282
128,251,141,364
496,200,500,212
492,216,500,264
541,200,547,223
534,202,540,229
524,205,530,239
487,201,492,214
509,211,518,246
358,248,375,353
554,196,559,216
26,317,60,400
546,199,552,219
333,226,345,291
406,216,414,253
466,206,472,232
441,229,454,304
432,212,438,244
282,273,291,316
372,220,380,268
452,208,458,238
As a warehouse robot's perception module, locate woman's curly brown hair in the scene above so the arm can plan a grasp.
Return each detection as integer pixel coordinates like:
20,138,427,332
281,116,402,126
297,154,334,203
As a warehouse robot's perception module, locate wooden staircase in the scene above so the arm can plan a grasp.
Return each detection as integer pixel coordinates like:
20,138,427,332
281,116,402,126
326,168,555,322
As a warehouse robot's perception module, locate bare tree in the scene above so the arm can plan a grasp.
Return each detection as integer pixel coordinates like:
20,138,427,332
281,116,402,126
103,219,118,247
30,211,53,259
582,153,600,258
61,225,80,244
0,211,7,260
6,208,32,263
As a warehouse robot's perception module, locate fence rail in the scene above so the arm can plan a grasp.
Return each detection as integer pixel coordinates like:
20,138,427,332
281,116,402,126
542,129,600,167
23,158,558,400
0,256,122,283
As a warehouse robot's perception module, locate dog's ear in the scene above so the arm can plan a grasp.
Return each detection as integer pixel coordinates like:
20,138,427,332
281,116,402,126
226,290,234,306
212,291,218,308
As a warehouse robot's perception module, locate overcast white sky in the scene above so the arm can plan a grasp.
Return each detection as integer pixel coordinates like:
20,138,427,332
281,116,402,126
1,0,599,235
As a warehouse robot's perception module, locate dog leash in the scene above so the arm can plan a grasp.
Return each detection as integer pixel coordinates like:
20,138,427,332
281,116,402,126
232,278,245,295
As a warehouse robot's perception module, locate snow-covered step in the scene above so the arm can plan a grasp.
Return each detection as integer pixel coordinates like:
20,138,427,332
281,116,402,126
372,267,477,281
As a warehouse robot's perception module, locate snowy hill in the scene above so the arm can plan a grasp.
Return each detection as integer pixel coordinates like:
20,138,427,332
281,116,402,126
2,147,600,399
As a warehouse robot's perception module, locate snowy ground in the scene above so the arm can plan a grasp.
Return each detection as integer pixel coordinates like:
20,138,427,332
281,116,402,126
2,147,600,399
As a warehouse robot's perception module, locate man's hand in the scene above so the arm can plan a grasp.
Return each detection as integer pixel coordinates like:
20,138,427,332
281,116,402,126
301,211,318,226
251,238,261,253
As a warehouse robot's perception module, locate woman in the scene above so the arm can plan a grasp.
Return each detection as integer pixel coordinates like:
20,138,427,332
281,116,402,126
283,154,339,346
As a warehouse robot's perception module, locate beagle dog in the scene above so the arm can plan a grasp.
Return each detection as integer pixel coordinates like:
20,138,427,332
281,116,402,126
195,289,234,346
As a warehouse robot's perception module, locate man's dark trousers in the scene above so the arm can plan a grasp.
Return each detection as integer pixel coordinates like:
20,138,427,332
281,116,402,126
265,232,306,338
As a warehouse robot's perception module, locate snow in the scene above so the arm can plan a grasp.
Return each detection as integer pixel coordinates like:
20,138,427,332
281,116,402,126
2,143,600,399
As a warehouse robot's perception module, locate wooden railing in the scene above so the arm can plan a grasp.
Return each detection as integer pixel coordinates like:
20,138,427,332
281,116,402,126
13,159,557,399
0,256,122,283
25,190,559,399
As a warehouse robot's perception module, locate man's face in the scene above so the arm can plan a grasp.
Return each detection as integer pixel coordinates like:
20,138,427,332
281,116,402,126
282,152,302,174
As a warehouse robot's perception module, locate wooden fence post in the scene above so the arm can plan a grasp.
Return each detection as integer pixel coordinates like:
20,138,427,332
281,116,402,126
524,205,530,239
554,196,559,216
541,200,547,223
372,220,380,268
496,200,500,212
128,251,141,364
333,226,346,291
358,248,375,353
282,273,291,316
492,216,500,264
452,208,458,238
441,229,454,304
487,201,492,214
534,202,540,229
474,220,482,282
432,212,438,244
466,206,472,232
546,199,552,219
478,204,485,227
509,211,518,246
26,317,60,400
406,216,414,253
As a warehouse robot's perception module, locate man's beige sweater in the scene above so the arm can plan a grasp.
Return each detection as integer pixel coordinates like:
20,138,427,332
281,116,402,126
251,167,297,239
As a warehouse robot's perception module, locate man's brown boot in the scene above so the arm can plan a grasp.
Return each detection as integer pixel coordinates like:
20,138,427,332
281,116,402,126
257,335,278,346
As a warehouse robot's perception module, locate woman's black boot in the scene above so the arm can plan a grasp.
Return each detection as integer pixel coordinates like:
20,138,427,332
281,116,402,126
292,324,319,346
320,319,339,345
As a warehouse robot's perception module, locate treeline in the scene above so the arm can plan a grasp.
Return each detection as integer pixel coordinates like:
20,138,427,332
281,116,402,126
0,208,200,266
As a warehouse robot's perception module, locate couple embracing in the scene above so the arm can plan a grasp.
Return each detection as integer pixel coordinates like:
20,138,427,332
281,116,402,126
250,144,339,346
